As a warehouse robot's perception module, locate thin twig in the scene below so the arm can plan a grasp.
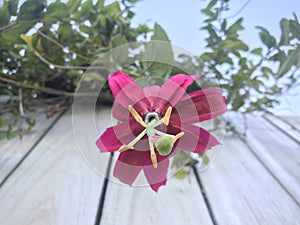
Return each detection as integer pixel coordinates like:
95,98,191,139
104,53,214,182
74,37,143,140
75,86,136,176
33,50,107,70
226,0,252,19
0,76,96,97
18,89,26,117
0,21,18,32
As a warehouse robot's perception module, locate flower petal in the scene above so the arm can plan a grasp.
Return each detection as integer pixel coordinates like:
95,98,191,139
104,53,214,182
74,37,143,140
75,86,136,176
153,74,199,113
143,159,169,192
143,85,160,110
113,157,143,186
169,123,220,153
109,72,150,121
171,88,227,124
96,119,144,152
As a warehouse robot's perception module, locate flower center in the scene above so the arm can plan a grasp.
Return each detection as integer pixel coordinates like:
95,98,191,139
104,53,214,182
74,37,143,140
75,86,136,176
144,112,160,124
117,105,185,169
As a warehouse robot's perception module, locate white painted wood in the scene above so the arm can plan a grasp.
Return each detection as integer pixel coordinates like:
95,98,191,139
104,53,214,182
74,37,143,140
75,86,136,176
0,108,61,184
244,115,300,204
265,114,300,143
0,107,112,225
200,136,300,225
280,116,300,131
100,167,214,225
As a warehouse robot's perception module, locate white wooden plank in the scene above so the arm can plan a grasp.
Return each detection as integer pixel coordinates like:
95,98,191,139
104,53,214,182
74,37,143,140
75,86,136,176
0,107,112,225
0,108,62,184
244,115,300,204
200,136,300,225
264,114,300,144
280,116,300,131
100,166,214,225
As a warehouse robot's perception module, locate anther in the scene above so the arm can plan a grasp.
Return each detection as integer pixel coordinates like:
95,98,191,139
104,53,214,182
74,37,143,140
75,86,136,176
163,106,172,126
118,145,134,152
129,105,147,127
173,132,185,143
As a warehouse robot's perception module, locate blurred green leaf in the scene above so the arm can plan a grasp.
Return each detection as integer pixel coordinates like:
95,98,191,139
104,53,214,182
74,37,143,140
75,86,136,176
175,168,187,179
18,0,46,21
251,48,262,55
279,18,290,45
0,1,10,27
256,26,277,49
276,47,300,78
8,0,18,16
43,1,70,23
290,20,300,39
0,131,6,140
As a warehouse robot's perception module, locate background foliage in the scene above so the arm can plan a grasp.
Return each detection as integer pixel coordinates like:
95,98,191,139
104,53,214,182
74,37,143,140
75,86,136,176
0,0,299,141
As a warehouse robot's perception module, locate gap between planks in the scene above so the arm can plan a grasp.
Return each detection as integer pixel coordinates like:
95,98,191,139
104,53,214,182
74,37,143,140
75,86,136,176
0,108,66,188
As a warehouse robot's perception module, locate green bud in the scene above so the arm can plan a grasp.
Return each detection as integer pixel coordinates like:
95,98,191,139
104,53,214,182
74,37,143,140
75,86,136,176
155,135,174,156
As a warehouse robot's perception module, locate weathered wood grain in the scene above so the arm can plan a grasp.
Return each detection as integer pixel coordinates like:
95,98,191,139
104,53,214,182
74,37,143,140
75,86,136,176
200,136,300,225
0,107,112,225
244,115,300,204
264,114,300,144
0,108,62,185
279,116,300,132
100,162,214,225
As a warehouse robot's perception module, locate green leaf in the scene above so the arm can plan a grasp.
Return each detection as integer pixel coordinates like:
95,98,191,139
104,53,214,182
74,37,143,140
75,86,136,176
111,34,128,62
95,0,104,10
151,23,170,42
279,18,290,45
66,0,81,14
293,12,299,23
101,1,120,14
251,48,262,55
290,20,300,39
0,1,10,27
20,35,34,50
276,47,300,78
8,0,18,16
0,131,6,141
43,1,70,23
207,0,218,9
226,18,244,38
256,26,277,49
18,0,46,21
0,118,5,127
142,23,174,77
25,117,36,127
6,125,18,140
175,168,187,179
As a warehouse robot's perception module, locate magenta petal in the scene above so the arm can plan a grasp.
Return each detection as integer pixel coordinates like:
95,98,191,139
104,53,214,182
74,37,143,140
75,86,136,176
96,120,143,153
143,86,160,110
153,74,199,113
109,72,150,121
143,159,169,192
109,71,139,98
171,88,227,124
113,157,142,186
172,124,220,153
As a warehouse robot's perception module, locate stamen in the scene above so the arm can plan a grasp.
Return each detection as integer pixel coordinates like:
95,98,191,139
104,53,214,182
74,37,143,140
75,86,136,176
173,132,185,143
148,138,158,168
118,145,134,152
163,106,172,126
118,129,147,152
129,105,147,127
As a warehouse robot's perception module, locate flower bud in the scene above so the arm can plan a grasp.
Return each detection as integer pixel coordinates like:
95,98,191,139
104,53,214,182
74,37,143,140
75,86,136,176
155,135,174,156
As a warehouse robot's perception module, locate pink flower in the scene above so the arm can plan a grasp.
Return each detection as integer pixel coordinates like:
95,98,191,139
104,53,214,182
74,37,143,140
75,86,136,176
96,72,227,192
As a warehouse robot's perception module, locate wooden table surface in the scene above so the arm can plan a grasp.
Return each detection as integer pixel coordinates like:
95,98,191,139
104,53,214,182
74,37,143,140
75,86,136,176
0,106,299,225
